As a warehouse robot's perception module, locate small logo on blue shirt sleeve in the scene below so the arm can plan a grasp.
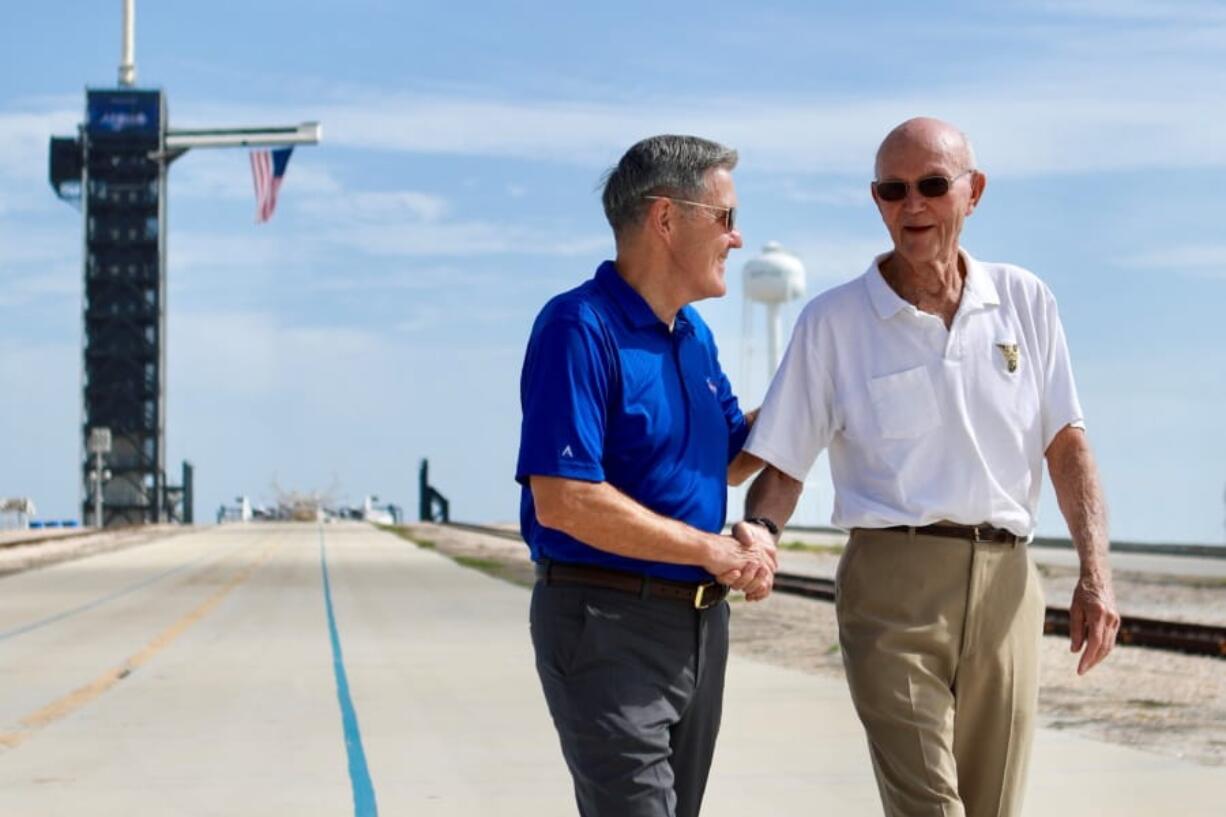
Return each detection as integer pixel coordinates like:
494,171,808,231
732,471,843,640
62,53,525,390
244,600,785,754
706,377,718,396
561,445,574,458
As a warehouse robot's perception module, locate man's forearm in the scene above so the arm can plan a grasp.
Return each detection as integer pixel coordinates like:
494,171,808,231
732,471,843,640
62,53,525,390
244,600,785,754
744,465,805,532
1046,427,1110,580
728,451,763,486
531,476,720,568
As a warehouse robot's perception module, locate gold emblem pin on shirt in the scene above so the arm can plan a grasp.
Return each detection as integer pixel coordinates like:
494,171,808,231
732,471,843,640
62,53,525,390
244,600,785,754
996,343,1020,373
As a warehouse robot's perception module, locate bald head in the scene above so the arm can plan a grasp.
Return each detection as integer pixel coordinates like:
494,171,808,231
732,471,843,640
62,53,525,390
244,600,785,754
875,117,976,178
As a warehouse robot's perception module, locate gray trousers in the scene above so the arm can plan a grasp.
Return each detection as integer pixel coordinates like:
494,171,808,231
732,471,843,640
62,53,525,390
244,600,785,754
530,580,729,817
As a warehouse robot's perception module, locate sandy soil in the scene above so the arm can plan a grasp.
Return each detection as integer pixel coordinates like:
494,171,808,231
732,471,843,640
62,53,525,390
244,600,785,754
0,525,188,576
400,523,1226,768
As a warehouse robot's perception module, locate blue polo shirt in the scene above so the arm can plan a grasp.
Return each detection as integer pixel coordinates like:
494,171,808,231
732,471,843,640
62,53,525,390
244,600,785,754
515,260,749,582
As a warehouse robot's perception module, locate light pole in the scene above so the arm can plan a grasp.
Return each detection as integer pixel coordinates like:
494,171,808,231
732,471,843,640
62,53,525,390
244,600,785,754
87,427,112,527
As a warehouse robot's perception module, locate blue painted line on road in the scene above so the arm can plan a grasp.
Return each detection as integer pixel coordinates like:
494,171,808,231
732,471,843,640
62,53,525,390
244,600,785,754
0,548,216,644
319,526,379,817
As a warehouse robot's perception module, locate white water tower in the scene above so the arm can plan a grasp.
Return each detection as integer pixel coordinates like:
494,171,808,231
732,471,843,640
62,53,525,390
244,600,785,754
742,242,805,386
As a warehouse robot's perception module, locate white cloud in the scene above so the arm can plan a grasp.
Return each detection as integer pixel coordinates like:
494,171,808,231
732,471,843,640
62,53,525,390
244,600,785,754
303,265,502,294
156,304,527,524
393,304,447,334
1027,0,1226,23
1117,244,1226,277
0,267,80,307
160,70,1226,180
170,152,255,200
0,222,80,268
171,309,382,398
321,221,608,258
298,189,450,222
0,108,79,184
0,107,81,217
170,196,607,263
8,9,1226,198
0,336,78,513
173,151,344,201
290,182,608,256
167,229,327,278
779,181,869,208
787,237,887,286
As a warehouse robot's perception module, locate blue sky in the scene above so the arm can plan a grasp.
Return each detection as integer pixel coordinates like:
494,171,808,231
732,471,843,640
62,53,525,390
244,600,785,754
2,1,1225,543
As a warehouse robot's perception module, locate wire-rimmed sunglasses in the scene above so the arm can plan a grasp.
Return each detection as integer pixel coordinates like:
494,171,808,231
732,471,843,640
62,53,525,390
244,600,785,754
873,169,974,203
642,195,736,231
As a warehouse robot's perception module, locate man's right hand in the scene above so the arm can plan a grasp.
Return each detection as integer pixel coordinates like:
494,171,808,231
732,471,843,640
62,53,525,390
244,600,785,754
731,520,779,601
704,526,777,601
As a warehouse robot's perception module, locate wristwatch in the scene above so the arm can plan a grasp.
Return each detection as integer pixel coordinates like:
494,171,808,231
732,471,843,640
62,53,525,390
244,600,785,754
743,516,780,537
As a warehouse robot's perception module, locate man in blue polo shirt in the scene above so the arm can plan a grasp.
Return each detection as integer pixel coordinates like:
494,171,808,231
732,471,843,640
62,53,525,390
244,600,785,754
516,134,776,817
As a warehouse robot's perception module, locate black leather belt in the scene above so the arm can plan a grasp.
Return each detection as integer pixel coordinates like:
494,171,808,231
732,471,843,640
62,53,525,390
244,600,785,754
876,523,1022,546
535,561,728,610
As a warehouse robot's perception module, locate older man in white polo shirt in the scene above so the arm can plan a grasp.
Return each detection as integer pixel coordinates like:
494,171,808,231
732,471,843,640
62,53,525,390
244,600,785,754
736,117,1120,817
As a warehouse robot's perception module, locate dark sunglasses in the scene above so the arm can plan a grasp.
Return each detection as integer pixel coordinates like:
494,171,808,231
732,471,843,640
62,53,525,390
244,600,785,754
873,170,974,203
642,195,736,231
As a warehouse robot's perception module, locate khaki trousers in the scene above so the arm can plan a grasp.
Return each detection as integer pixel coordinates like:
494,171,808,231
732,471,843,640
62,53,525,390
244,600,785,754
835,528,1045,817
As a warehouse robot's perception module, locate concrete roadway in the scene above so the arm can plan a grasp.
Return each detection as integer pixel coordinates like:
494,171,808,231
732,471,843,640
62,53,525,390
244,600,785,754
1,522,1222,816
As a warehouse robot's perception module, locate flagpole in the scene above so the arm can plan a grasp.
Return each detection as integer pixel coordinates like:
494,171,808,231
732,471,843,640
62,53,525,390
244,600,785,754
119,0,136,87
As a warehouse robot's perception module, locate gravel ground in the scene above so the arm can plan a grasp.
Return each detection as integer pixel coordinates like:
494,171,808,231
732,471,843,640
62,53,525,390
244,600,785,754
0,525,188,576
1038,563,1226,626
400,523,1226,768
776,545,1226,627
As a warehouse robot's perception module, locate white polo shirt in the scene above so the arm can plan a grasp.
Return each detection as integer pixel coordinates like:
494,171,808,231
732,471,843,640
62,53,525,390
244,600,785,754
744,249,1084,538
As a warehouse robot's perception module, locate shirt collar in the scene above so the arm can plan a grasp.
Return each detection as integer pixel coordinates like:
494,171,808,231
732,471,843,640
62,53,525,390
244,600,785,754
864,248,999,319
674,306,696,336
959,250,1000,311
865,252,908,319
595,260,681,332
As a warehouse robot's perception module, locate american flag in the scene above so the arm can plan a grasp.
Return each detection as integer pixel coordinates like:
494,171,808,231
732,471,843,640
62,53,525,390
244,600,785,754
249,147,294,223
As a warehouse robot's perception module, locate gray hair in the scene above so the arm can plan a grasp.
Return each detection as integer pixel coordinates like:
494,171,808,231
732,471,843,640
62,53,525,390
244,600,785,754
600,135,738,237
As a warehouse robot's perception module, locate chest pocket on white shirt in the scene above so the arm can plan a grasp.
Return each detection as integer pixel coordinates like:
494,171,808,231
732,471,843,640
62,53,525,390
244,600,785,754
868,365,941,439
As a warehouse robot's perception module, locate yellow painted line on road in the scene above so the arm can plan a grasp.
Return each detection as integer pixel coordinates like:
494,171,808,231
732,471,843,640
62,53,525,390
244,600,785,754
0,537,282,751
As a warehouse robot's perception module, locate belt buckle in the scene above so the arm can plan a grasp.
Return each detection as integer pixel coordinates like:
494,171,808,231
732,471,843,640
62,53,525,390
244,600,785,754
693,582,718,610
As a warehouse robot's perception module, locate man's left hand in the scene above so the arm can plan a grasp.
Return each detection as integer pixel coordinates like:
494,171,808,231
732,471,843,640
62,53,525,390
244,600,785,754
1068,574,1120,675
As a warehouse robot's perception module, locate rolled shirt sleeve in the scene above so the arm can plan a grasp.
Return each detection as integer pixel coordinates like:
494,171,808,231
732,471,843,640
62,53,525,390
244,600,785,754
743,303,836,483
1038,286,1086,451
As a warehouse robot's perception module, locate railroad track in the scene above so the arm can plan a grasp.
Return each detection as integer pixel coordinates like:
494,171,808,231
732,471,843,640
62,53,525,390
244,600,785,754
772,573,1226,659
439,522,1226,660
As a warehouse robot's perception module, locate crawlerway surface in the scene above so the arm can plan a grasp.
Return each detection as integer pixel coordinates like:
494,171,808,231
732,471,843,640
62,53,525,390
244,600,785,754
398,522,1226,768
